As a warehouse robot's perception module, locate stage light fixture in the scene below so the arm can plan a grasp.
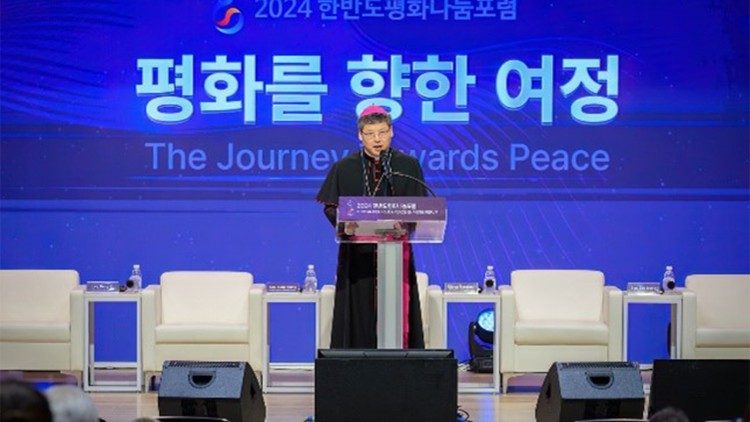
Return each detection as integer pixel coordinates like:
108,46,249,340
468,307,494,373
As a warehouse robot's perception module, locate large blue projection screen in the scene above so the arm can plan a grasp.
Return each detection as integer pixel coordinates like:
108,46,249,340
1,1,748,363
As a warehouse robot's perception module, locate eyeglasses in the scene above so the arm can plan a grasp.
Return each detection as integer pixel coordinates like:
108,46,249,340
361,129,391,140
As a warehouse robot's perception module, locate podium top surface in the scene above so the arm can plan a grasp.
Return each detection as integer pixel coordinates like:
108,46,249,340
336,196,446,244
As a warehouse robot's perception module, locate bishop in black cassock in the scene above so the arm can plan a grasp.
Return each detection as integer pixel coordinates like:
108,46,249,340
316,105,427,349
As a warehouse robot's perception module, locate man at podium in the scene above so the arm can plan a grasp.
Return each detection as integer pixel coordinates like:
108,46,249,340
316,105,428,349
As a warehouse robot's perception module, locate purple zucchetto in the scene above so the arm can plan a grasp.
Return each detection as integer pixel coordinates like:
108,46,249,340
359,104,389,118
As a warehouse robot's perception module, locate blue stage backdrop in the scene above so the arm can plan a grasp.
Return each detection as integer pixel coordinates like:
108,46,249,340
1,1,748,364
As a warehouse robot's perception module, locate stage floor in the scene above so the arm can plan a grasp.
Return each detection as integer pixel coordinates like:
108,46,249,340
3,370,654,422
89,391,539,422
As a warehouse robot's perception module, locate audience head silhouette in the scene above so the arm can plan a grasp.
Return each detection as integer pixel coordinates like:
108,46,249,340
0,380,53,422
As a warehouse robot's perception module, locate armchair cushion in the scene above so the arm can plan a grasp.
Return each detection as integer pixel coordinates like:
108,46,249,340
515,320,609,345
0,270,79,323
0,323,70,342
685,275,750,329
511,270,604,321
161,271,253,325
696,328,750,347
155,324,249,344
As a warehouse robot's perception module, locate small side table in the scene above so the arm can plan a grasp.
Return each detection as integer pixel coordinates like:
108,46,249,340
441,291,502,394
83,291,142,392
622,289,683,364
262,291,320,393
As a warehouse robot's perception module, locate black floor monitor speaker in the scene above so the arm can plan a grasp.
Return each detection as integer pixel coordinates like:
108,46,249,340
649,359,750,421
315,349,457,422
535,362,645,422
158,361,265,422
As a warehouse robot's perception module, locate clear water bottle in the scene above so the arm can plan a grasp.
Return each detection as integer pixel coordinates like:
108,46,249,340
128,264,142,291
482,265,497,294
661,265,676,292
303,264,317,293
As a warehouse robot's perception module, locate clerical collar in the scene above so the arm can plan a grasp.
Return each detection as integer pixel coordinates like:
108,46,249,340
362,148,389,162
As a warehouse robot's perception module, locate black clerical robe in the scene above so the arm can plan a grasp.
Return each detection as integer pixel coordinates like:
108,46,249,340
316,148,427,349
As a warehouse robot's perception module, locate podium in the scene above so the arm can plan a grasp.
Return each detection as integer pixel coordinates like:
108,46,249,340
336,196,446,348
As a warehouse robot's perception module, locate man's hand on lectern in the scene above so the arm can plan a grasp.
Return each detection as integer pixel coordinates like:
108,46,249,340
344,222,359,236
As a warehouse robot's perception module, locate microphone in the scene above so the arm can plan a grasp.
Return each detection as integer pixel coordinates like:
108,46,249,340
371,149,389,196
371,149,436,197
387,171,437,197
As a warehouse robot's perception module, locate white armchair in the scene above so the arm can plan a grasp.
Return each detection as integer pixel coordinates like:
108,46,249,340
0,270,84,382
500,270,622,392
682,274,750,359
142,271,265,387
319,272,443,348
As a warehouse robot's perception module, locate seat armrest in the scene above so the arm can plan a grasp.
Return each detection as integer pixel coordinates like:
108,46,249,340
499,286,515,373
681,289,697,358
248,284,265,371
602,286,623,360
141,285,161,372
426,285,443,348
319,285,336,350
70,286,85,371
